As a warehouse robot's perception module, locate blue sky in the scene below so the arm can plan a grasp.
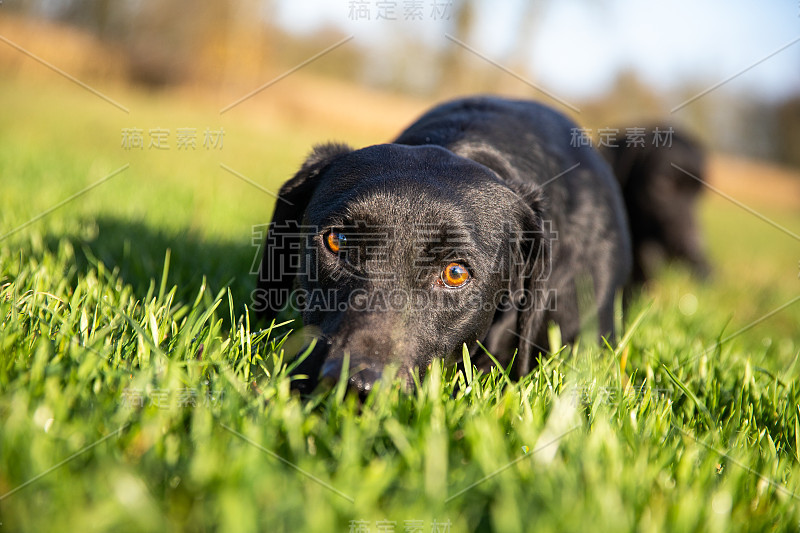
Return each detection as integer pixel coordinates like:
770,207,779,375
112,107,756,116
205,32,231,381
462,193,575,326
272,0,800,101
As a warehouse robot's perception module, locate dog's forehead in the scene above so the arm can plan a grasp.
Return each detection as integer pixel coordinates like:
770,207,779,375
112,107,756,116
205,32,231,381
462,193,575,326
342,143,493,176
307,143,508,224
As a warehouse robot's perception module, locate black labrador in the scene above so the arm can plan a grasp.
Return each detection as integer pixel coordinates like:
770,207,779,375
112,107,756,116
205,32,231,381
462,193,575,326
253,96,631,394
601,127,710,288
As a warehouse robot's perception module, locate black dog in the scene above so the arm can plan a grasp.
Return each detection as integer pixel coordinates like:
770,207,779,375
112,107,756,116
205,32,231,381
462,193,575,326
601,127,710,288
254,96,631,394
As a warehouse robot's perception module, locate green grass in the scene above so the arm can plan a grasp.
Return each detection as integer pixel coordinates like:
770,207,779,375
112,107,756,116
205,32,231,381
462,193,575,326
1,78,800,532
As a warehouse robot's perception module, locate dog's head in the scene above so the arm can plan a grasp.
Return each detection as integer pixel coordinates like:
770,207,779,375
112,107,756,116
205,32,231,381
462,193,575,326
254,143,548,394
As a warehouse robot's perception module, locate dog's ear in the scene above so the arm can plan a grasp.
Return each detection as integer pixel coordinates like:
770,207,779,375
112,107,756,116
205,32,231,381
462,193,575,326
505,186,552,377
254,143,353,323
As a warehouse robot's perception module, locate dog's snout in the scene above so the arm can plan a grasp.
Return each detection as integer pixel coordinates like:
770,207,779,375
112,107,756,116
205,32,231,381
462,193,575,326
320,357,383,396
320,358,344,382
347,366,382,394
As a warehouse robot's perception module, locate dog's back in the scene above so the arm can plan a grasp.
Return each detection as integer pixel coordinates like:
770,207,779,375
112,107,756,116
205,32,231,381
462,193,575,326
601,126,710,287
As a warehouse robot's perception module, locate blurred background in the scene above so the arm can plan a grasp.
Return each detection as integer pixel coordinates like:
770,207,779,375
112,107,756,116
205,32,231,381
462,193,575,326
1,0,798,314
3,0,799,158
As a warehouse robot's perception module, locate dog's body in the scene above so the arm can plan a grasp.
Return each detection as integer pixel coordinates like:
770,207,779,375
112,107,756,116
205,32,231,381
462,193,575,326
601,127,710,288
255,96,631,393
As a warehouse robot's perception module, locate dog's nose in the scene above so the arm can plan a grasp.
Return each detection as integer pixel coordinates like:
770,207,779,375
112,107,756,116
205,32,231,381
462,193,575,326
347,366,382,394
320,358,382,396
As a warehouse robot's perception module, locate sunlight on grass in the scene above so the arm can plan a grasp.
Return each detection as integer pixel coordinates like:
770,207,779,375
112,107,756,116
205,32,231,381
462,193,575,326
1,78,799,532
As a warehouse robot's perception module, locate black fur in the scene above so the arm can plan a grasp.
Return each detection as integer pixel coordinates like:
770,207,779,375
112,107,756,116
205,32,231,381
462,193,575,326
602,127,710,289
254,96,632,394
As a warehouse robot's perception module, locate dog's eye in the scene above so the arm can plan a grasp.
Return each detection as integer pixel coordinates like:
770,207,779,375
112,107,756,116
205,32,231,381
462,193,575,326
440,262,470,288
325,231,346,253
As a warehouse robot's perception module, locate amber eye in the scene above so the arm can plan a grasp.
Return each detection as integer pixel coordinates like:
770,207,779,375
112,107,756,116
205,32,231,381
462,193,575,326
441,262,470,288
326,231,346,253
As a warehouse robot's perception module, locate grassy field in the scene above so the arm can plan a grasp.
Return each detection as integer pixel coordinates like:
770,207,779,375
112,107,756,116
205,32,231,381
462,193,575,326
1,72,800,533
